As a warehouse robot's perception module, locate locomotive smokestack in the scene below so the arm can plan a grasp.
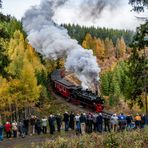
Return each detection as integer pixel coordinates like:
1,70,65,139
22,0,103,89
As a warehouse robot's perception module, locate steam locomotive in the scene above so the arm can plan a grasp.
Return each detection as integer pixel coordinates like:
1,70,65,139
51,69,104,112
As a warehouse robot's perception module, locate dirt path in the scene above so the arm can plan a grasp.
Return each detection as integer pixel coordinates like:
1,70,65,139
0,136,50,148
0,131,77,148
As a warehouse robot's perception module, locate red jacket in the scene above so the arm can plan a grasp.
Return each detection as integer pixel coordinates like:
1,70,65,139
5,123,12,132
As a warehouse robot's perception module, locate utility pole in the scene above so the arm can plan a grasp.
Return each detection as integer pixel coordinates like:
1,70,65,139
144,35,148,123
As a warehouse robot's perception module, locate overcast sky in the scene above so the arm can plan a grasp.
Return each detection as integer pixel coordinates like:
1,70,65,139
1,0,147,30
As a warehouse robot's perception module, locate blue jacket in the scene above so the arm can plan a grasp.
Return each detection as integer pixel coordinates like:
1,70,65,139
0,126,4,141
118,115,126,120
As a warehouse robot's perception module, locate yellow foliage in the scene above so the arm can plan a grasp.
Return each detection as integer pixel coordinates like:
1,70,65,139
94,38,105,59
82,33,93,49
25,44,46,74
3,30,45,110
82,34,105,60
7,31,25,77
110,62,117,71
120,37,126,56
8,30,25,60
7,30,47,79
116,37,126,58
0,76,9,108
20,58,41,105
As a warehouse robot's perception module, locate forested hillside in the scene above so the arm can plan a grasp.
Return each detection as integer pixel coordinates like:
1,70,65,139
0,13,61,119
0,12,147,118
62,24,134,45
63,23,148,111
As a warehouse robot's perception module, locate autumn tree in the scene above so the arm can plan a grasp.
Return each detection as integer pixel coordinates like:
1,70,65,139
63,24,133,45
104,37,114,58
1,30,48,117
0,76,9,110
7,31,25,78
94,38,105,59
19,58,41,108
82,33,94,49
82,33,105,60
116,37,126,58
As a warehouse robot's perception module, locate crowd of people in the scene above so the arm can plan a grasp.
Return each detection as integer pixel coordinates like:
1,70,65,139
0,112,147,142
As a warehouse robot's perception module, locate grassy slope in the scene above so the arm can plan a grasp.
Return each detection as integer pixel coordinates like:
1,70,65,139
7,127,147,148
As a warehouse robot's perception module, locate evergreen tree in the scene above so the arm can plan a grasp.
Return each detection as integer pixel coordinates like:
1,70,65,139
63,24,134,45
111,70,121,96
0,39,9,77
100,72,110,96
128,22,148,107
6,18,25,38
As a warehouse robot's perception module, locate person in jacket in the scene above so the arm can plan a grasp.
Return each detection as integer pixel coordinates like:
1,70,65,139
30,115,36,135
23,117,29,135
41,117,48,134
141,114,146,128
80,113,86,135
110,113,118,132
55,113,62,132
0,121,4,141
96,113,103,132
48,114,55,134
18,120,25,138
75,113,81,135
12,120,18,138
126,114,133,130
63,112,69,131
118,113,126,131
5,121,12,138
135,113,141,129
35,118,41,135
69,112,75,130
104,115,110,132
93,113,97,131
86,113,93,133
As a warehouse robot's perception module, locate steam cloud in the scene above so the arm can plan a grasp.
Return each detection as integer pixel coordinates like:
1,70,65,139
79,0,120,20
23,0,104,89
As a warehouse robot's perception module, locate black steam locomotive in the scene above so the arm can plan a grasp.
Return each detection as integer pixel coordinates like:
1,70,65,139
51,69,104,112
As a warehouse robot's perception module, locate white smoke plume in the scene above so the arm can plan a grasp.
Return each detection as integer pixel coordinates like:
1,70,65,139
78,0,121,20
23,0,101,89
